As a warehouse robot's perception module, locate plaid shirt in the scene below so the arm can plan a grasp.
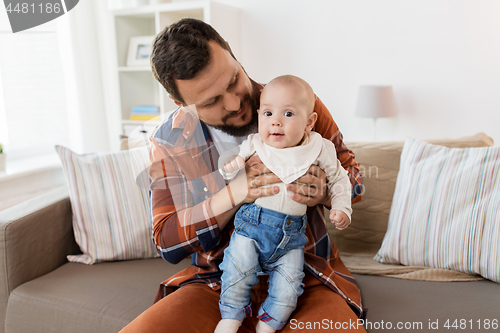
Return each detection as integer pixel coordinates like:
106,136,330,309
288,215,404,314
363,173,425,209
149,81,364,318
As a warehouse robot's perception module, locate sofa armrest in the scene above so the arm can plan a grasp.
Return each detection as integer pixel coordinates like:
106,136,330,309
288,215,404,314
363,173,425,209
0,187,79,326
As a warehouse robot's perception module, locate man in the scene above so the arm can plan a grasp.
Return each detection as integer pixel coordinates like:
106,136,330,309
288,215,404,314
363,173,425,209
120,18,365,333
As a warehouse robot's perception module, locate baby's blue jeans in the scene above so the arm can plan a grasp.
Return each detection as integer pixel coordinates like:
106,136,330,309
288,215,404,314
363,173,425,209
219,203,308,330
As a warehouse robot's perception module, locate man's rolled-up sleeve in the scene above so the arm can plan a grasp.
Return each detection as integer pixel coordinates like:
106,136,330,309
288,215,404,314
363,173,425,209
149,138,221,264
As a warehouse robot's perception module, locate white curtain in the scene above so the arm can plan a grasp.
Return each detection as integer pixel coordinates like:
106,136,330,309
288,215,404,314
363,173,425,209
57,0,111,153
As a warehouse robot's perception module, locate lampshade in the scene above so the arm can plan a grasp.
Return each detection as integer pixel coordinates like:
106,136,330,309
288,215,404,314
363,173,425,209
355,85,397,118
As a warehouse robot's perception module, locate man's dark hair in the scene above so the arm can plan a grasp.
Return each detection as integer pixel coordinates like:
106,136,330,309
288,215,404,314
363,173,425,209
150,18,236,105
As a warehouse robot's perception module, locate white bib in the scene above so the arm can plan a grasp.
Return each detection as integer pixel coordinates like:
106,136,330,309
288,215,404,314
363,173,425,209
252,132,323,184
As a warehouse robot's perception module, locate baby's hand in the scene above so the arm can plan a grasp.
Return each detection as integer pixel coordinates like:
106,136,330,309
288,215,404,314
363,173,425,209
223,155,245,174
330,210,350,230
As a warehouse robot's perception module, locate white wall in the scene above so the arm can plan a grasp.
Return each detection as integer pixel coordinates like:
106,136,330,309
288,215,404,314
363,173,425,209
217,0,500,143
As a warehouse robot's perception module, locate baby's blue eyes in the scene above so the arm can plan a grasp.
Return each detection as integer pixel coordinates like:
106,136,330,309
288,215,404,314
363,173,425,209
264,111,273,117
284,111,293,117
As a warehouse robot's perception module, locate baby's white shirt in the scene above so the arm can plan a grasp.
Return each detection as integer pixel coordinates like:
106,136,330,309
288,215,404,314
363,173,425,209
220,132,352,218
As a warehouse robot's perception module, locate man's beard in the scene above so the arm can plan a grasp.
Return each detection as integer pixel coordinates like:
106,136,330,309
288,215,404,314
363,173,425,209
212,93,259,137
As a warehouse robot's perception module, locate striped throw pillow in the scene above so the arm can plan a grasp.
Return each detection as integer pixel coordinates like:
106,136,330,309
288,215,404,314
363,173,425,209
375,138,500,283
56,145,158,264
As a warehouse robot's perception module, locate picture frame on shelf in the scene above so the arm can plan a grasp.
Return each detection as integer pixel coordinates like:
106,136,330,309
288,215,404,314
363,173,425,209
126,36,155,67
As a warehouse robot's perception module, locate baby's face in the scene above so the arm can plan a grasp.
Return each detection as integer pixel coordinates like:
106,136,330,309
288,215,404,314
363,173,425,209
258,83,316,149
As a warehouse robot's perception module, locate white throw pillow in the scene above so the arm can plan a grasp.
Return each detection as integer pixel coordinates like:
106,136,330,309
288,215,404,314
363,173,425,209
375,138,500,283
56,145,158,264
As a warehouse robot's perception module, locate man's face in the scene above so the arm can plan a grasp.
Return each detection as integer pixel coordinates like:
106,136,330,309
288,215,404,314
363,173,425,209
174,41,257,137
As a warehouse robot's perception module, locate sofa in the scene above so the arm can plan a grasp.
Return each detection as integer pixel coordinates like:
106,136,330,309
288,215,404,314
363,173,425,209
1,133,499,333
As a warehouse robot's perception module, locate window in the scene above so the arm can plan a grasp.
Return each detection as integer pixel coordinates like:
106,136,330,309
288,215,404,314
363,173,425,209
0,10,69,159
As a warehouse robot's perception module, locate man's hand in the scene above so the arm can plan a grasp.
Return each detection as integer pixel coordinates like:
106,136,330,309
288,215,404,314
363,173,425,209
286,165,330,207
330,210,350,230
230,155,281,205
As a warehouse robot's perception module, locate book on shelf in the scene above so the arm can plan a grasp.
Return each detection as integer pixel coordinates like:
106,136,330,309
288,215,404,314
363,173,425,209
130,115,160,121
130,105,160,121
131,105,160,113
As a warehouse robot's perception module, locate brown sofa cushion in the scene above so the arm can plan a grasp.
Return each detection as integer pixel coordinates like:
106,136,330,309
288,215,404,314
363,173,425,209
5,258,191,333
328,133,494,255
354,273,500,331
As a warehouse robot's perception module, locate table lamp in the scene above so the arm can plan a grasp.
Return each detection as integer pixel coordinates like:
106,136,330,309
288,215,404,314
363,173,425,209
355,85,397,141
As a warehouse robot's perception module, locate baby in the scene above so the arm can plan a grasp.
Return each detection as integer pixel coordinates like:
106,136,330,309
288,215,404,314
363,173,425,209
215,75,352,333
